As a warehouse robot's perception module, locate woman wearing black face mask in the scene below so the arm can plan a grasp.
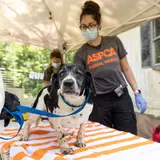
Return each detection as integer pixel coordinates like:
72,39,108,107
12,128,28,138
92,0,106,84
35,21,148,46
43,49,64,86
73,1,147,135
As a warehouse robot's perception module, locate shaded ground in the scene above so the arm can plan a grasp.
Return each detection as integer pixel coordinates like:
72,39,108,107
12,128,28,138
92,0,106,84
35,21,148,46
136,113,160,139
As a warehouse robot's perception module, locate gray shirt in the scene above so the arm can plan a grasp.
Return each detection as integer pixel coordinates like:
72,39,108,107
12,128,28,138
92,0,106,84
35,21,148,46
73,36,127,95
43,66,54,82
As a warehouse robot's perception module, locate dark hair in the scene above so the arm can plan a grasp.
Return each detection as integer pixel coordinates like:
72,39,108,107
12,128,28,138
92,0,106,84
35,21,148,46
49,49,64,69
80,1,101,24
50,49,62,59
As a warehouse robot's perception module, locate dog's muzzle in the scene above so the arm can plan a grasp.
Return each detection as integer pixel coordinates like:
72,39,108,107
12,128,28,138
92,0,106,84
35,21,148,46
63,79,74,88
62,79,76,93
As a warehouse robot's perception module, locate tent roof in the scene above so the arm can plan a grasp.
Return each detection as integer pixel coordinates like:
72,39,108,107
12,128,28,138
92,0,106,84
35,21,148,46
0,0,160,51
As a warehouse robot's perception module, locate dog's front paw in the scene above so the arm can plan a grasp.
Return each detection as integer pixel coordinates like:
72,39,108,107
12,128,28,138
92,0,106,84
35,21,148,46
19,134,29,141
64,132,73,137
75,141,86,148
60,147,74,155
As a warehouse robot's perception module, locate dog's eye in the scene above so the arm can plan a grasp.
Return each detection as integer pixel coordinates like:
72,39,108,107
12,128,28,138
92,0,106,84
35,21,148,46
76,71,82,76
59,71,64,77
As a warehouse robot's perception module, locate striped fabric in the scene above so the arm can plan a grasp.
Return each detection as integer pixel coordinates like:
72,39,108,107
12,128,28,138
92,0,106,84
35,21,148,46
0,121,160,160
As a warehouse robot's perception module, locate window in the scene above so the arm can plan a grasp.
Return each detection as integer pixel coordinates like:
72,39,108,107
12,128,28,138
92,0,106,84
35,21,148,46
141,18,160,68
140,22,151,67
152,18,160,65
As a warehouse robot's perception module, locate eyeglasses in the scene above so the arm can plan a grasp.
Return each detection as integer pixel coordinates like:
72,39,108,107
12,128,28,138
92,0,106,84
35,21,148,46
80,24,97,31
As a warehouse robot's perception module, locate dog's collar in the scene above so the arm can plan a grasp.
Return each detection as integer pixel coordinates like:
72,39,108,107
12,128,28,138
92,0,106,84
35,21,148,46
60,89,91,108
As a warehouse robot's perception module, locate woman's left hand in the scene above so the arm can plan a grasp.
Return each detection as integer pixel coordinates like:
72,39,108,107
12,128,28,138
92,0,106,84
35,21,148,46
135,94,147,114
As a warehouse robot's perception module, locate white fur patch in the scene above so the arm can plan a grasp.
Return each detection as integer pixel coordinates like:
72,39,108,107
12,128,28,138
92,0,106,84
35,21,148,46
22,65,94,153
33,88,93,129
34,88,49,111
60,74,80,94
50,89,93,128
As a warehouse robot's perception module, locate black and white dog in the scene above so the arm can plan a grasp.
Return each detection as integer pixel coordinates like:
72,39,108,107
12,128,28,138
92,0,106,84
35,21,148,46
21,64,96,154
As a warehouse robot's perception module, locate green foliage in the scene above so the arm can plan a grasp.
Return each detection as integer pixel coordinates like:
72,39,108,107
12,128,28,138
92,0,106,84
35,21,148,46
0,42,79,97
65,49,77,64
0,42,50,97
156,43,160,63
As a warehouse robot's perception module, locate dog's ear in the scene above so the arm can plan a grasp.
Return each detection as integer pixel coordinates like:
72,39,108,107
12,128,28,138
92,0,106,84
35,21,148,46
86,71,96,96
52,73,59,88
50,73,59,95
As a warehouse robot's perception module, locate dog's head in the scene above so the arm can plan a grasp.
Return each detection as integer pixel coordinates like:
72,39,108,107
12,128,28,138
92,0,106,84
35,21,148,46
50,64,96,96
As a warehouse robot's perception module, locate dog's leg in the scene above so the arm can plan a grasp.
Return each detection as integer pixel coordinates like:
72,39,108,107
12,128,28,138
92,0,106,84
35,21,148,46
49,118,74,155
75,123,86,148
56,126,74,155
20,114,40,141
49,120,72,137
35,116,41,127
63,132,73,137
49,120,54,129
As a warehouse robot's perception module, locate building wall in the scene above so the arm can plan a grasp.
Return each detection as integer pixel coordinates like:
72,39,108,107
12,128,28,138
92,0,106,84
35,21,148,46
118,27,160,117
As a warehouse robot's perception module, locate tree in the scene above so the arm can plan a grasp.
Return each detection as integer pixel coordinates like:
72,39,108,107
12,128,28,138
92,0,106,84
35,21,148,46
65,49,77,64
0,42,50,97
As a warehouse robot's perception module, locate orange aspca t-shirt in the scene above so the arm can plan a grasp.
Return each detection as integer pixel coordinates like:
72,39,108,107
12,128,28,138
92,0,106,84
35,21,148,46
73,36,127,95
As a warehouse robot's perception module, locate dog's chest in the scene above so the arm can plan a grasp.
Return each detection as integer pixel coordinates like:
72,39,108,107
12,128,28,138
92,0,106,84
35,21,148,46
53,96,93,128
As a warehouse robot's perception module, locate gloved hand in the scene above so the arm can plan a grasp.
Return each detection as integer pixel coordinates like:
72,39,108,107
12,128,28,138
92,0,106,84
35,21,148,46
135,93,147,114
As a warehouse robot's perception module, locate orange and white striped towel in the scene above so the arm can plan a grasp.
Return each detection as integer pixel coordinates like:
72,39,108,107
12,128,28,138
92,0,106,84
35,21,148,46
0,121,160,160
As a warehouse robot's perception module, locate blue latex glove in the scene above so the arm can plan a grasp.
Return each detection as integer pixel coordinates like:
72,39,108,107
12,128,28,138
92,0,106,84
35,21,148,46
135,94,147,114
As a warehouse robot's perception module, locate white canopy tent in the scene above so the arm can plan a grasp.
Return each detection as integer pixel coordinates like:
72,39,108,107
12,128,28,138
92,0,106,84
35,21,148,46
0,0,160,51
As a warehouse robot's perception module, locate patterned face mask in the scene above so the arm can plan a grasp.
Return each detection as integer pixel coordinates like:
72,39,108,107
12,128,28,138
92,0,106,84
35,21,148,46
82,28,98,41
52,62,61,68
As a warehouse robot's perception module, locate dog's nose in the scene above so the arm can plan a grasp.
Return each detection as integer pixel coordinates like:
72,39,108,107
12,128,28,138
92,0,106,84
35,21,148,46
63,79,74,87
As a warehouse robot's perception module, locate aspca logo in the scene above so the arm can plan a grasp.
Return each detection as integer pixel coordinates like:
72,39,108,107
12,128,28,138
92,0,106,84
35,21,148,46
87,48,117,64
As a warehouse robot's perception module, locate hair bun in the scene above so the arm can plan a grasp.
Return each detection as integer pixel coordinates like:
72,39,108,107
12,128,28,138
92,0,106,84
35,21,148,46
80,1,101,24
82,1,100,13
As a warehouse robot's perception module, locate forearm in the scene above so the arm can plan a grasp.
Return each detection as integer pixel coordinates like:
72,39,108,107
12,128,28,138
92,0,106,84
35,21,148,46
120,57,139,93
122,67,138,92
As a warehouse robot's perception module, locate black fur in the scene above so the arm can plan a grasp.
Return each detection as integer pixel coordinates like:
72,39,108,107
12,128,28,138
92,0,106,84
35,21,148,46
32,86,48,108
32,85,59,113
84,88,93,105
32,64,95,113
44,88,59,113
51,64,96,97
48,64,95,109
85,71,96,96
43,73,60,113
